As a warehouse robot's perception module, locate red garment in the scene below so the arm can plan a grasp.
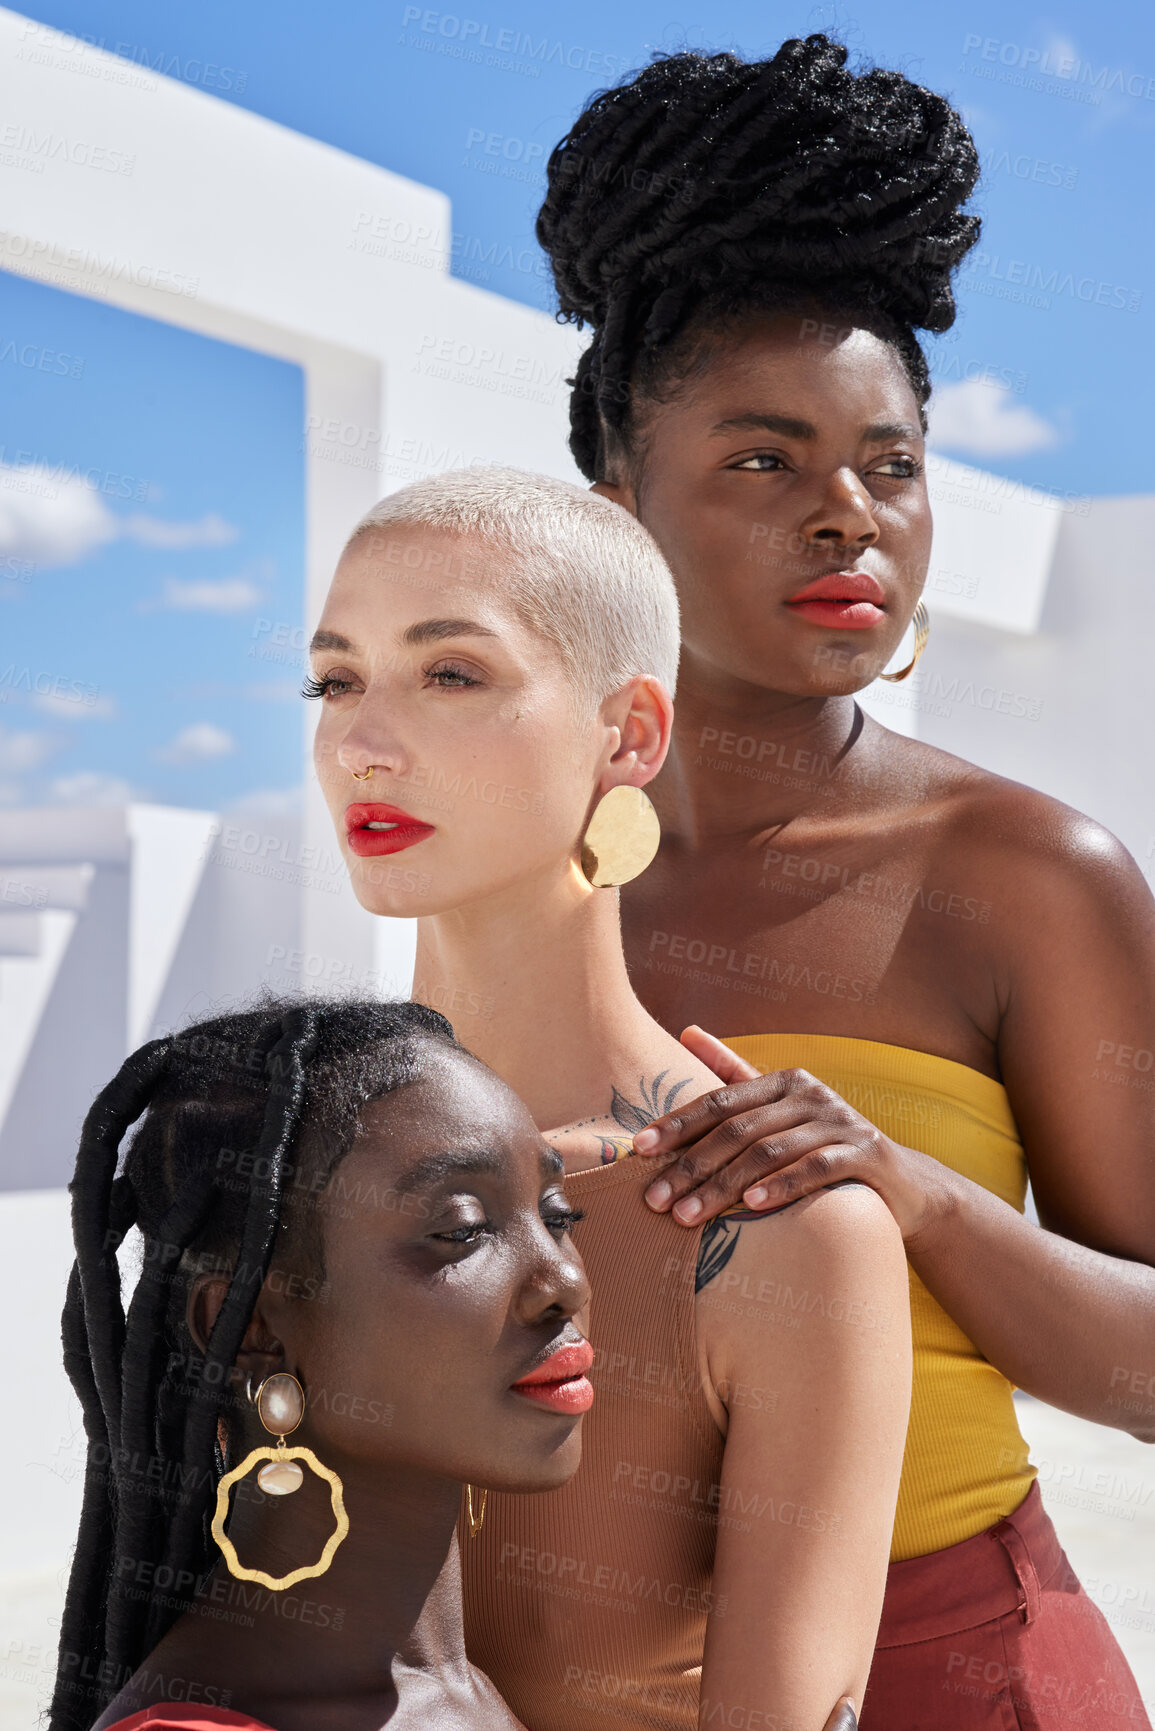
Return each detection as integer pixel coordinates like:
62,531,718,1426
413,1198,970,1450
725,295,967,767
102,1711,274,1730
861,1481,1151,1729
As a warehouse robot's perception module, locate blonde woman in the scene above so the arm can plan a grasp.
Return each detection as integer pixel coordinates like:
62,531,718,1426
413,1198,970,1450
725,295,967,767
306,467,911,1730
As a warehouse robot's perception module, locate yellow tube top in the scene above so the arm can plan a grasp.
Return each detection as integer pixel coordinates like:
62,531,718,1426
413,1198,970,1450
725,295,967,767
721,1033,1036,1562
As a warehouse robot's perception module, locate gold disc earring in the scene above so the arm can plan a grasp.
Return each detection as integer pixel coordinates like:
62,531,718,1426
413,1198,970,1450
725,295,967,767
466,1484,488,1538
879,600,930,683
580,786,661,887
212,1372,349,1591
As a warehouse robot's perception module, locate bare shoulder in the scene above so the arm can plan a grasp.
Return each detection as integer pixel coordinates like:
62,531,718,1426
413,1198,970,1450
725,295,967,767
696,1183,905,1313
879,727,1149,909
745,1181,903,1273
694,1185,908,1428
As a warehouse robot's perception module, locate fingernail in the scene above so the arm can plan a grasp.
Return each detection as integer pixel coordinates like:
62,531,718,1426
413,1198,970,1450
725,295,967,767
645,1180,672,1209
674,1195,702,1224
744,1187,768,1208
633,1128,659,1152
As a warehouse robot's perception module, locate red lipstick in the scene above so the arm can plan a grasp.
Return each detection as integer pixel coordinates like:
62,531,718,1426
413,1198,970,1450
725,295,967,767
511,1340,595,1415
785,571,886,630
344,802,435,857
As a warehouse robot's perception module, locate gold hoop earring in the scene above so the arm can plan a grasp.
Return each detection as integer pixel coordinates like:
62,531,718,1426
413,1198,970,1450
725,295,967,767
212,1372,349,1592
879,600,930,684
466,1484,488,1538
351,766,374,781
580,786,661,887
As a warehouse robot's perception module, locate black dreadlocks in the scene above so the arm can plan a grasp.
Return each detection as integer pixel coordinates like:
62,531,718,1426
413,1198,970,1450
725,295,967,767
535,35,982,479
50,995,456,1731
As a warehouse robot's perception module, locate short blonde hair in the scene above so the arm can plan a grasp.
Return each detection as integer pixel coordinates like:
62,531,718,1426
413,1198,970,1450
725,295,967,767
348,466,680,705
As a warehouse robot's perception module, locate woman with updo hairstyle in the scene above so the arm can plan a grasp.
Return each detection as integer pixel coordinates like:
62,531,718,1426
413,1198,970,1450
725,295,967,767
537,34,1155,1729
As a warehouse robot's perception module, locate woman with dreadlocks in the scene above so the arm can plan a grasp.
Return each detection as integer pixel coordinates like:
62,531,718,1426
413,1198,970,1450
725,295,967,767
532,33,1155,1729
307,464,911,1730
51,997,596,1731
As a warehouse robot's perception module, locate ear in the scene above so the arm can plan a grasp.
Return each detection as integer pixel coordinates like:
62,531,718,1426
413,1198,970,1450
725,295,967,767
590,478,638,518
597,675,673,796
187,1274,287,1390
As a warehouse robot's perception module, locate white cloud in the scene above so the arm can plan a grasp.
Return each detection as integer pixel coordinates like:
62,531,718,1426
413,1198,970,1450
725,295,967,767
155,576,263,614
122,512,238,550
0,725,58,774
48,770,136,806
0,465,118,568
155,722,236,764
928,379,1061,460
224,786,304,818
0,463,239,571
1042,33,1080,73
32,691,117,720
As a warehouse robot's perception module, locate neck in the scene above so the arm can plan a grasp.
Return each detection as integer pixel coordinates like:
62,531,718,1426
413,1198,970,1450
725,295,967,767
201,1458,470,1695
655,648,868,844
414,862,659,1131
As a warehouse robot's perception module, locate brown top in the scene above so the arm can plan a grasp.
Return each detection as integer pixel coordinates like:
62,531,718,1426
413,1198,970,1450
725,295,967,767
462,1156,722,1731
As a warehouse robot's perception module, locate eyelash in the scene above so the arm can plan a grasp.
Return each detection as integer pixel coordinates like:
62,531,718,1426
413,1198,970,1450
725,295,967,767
431,1204,585,1245
300,661,483,702
425,660,482,689
731,452,923,479
545,1204,585,1235
301,673,344,700
733,453,785,472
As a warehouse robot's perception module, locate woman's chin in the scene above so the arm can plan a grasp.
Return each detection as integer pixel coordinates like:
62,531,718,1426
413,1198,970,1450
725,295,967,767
347,855,434,915
477,1424,586,1496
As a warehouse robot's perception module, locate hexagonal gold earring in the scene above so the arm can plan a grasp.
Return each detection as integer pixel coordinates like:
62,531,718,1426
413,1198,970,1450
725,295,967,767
211,1372,349,1591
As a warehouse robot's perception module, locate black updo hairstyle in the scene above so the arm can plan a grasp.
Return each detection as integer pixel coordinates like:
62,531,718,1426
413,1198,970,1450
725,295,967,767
536,34,982,480
50,995,458,1731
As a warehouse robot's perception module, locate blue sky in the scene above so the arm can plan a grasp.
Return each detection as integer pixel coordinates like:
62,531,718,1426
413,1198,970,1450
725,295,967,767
1,0,1152,810
0,271,304,809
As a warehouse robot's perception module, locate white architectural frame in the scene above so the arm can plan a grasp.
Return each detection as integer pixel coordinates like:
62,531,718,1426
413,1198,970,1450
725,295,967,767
0,3,592,998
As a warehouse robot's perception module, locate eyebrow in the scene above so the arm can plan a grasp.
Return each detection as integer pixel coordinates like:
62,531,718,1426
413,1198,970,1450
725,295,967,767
392,1143,564,1197
308,618,499,659
392,1148,507,1197
712,412,816,440
309,628,354,653
401,618,498,647
862,421,922,443
710,413,922,443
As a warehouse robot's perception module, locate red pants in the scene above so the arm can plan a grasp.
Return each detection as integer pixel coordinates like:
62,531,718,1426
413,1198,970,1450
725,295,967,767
861,1483,1151,1729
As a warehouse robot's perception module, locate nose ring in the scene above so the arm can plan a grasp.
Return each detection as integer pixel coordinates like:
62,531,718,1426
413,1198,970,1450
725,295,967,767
351,767,374,782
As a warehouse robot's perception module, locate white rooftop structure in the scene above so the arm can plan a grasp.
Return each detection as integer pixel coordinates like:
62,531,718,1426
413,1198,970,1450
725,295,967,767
0,11,1153,1722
